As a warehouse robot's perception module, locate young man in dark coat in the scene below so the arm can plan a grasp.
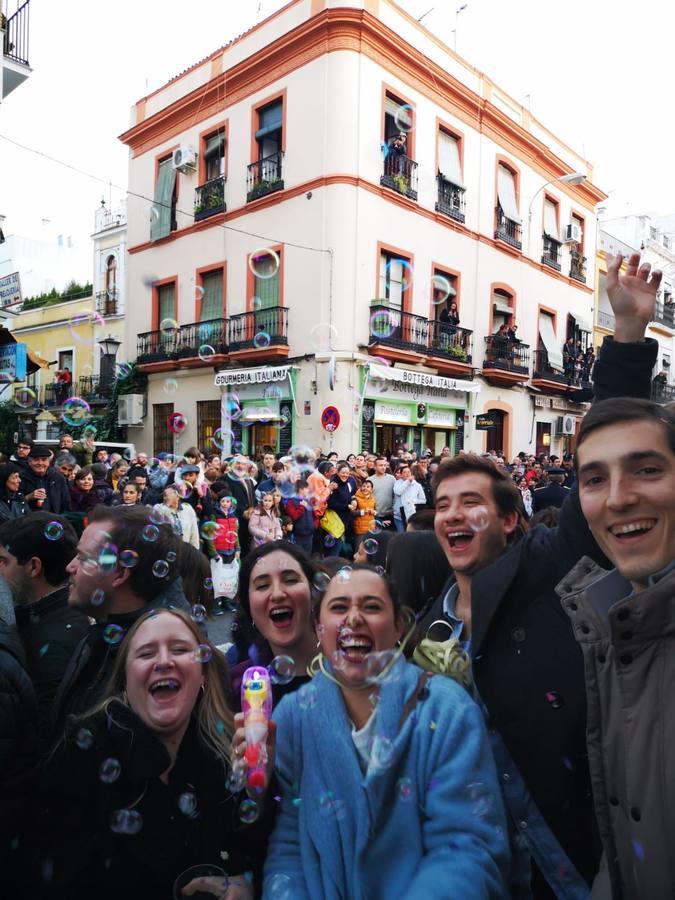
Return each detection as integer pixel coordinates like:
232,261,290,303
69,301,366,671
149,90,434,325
0,513,88,745
20,445,71,513
416,252,661,897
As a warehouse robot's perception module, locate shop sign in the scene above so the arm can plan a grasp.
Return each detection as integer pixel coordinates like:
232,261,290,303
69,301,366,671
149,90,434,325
214,365,291,387
0,343,27,381
475,411,500,430
534,395,588,413
368,363,480,393
427,407,459,428
374,401,412,424
0,272,22,308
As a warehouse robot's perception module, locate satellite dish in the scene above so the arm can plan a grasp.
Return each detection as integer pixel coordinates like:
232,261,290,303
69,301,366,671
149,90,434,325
328,355,336,391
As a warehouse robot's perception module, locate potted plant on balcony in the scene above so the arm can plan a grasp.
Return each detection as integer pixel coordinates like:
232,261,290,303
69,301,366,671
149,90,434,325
248,178,282,201
448,345,468,362
392,173,409,195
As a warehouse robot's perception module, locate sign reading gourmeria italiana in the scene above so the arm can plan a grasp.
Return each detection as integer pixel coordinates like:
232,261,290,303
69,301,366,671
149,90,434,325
214,365,291,387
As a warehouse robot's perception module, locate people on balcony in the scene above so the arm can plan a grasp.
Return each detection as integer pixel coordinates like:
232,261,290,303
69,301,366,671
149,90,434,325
439,300,460,334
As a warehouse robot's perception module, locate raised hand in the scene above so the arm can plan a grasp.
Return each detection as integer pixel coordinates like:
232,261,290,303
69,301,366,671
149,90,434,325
606,253,662,342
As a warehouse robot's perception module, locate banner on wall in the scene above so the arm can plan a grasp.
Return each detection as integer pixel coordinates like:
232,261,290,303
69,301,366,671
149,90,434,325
214,365,291,387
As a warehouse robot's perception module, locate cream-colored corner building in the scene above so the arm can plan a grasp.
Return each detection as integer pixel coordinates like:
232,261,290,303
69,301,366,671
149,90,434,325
121,0,605,462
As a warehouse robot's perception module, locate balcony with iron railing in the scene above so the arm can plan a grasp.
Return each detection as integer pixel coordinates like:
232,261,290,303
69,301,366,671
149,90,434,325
228,307,289,355
78,375,115,403
653,299,675,329
96,288,119,317
43,381,74,408
381,153,419,201
247,152,284,203
541,235,562,271
427,320,473,365
597,309,616,331
494,205,522,250
194,175,226,221
3,0,30,66
569,250,587,283
533,347,592,390
137,318,228,365
482,335,530,384
368,305,428,354
435,175,465,223
651,380,675,404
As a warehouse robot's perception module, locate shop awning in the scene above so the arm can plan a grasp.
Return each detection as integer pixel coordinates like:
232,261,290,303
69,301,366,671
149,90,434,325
573,314,593,334
539,314,564,372
27,348,52,371
368,362,480,394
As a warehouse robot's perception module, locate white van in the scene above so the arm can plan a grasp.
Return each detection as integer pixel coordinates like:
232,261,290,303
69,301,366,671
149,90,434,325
42,439,137,460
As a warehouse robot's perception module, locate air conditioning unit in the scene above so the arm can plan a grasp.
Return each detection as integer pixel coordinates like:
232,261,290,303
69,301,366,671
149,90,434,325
563,223,583,244
172,144,197,172
117,394,146,426
556,415,576,436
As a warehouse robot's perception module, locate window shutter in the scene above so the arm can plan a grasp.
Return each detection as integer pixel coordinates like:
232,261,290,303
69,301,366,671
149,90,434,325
497,165,522,224
438,131,463,187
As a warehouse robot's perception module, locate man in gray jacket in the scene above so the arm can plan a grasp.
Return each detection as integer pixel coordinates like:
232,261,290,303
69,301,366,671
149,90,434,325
558,291,675,893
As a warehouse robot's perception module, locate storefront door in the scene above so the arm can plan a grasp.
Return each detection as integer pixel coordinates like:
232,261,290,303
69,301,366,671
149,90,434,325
249,423,278,458
485,411,505,455
375,424,409,455
535,421,552,458
425,429,455,456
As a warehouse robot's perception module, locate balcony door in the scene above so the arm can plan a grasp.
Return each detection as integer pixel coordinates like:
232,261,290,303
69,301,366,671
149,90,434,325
252,252,280,341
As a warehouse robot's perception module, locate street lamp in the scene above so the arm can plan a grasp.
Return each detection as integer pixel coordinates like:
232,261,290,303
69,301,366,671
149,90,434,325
527,172,587,256
98,335,121,358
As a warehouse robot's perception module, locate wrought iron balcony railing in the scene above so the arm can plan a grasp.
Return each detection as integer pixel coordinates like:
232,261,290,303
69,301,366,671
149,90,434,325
228,307,288,352
3,0,30,65
483,335,530,373
137,318,228,363
194,175,226,221
541,235,562,271
533,348,591,388
428,321,472,363
569,250,587,283
653,300,675,329
435,175,465,223
247,152,284,203
43,381,74,408
96,289,119,317
78,375,115,402
368,305,428,353
494,205,522,250
381,153,419,201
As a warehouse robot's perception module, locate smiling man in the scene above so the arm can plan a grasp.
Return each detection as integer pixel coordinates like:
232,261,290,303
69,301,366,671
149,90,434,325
416,252,662,897
557,398,675,899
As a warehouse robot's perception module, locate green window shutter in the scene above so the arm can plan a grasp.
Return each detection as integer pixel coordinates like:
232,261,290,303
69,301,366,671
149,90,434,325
200,270,223,321
151,159,177,241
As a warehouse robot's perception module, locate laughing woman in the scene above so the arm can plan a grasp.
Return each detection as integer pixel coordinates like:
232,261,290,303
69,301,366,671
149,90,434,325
37,609,270,899
263,566,510,900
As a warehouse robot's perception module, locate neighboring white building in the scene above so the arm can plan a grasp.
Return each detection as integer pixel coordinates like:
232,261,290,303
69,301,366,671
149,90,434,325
91,200,128,385
596,214,675,402
0,225,91,304
120,0,605,461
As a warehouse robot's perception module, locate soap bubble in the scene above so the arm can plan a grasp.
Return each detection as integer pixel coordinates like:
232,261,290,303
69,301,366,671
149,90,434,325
430,273,453,305
61,397,91,427
266,874,293,900
309,323,338,352
76,728,94,750
238,799,260,823
142,524,159,542
159,318,178,336
115,361,133,380
363,649,400,685
110,809,143,835
200,522,218,542
103,624,124,646
369,308,397,340
323,534,337,549
370,735,395,770
466,506,490,532
198,344,216,361
298,683,318,711
90,588,106,607
44,521,64,541
14,387,36,408
318,791,345,820
152,559,169,578
166,550,177,563
98,542,118,573
397,777,415,802
253,331,271,349
363,538,379,555
394,103,414,133
249,248,280,279
194,643,212,663
203,577,213,590
119,549,139,568
178,792,198,818
226,765,248,793
99,757,121,783
268,655,295,686
192,604,207,623
69,309,103,343
163,378,178,394
312,572,331,592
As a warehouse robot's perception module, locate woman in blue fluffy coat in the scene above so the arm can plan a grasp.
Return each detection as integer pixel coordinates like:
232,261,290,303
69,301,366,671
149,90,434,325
263,565,510,900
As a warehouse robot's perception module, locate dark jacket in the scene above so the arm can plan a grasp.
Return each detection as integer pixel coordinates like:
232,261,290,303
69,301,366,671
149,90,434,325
14,586,89,745
218,475,257,554
531,481,570,513
327,475,358,531
0,621,38,894
38,701,272,899
20,466,71,514
92,477,114,506
417,335,658,897
285,497,315,536
68,483,99,514
0,489,27,523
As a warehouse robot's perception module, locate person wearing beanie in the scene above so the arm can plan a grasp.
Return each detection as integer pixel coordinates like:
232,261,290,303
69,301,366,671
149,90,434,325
0,463,28,523
20,446,71,514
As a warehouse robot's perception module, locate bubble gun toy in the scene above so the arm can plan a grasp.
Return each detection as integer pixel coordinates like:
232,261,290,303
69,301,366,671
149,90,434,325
241,666,273,792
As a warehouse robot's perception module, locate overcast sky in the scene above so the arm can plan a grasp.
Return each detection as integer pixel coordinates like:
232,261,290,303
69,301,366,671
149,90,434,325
1,0,672,281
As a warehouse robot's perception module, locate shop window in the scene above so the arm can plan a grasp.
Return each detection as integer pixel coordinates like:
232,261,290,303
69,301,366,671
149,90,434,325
197,400,221,454
151,156,177,241
153,403,174,455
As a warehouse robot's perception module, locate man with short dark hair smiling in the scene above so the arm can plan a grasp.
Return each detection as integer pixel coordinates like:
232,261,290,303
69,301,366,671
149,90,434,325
557,397,675,898
416,252,662,897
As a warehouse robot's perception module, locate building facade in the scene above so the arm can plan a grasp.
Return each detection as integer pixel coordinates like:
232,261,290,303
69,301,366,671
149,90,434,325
121,0,605,461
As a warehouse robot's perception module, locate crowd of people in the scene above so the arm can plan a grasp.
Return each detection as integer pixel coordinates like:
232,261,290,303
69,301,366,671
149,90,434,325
0,252,674,899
